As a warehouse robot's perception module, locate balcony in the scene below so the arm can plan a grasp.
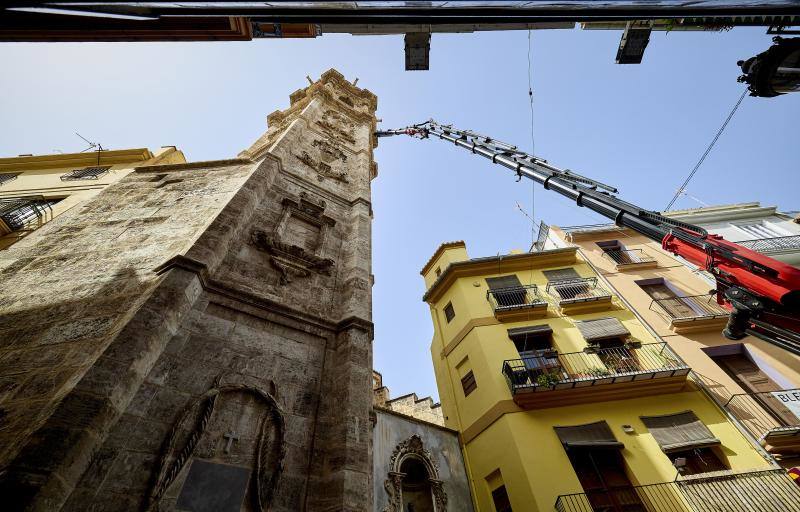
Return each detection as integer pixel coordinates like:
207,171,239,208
487,284,549,321
501,342,690,409
601,249,657,270
649,294,728,333
735,235,800,255
546,277,613,314
723,389,800,455
555,469,800,512
0,196,57,235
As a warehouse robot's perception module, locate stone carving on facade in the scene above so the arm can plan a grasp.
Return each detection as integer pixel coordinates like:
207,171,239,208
382,434,447,512
293,150,349,183
144,376,286,512
250,192,336,285
312,138,347,163
316,109,356,145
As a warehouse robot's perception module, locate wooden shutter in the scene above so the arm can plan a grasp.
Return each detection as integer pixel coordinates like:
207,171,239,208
543,268,580,282
575,318,630,342
461,370,477,396
640,411,720,453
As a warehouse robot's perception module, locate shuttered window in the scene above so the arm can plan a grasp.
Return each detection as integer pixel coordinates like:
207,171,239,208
554,420,624,450
486,275,522,290
461,370,477,396
640,411,721,453
543,268,580,282
575,317,630,342
444,302,455,323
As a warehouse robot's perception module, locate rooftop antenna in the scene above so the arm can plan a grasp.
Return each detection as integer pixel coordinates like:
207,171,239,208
75,132,105,166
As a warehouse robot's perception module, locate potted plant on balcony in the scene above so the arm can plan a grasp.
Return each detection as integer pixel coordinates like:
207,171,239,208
534,371,562,388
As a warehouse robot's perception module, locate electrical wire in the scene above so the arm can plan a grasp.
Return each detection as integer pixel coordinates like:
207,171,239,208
527,29,536,249
664,88,748,211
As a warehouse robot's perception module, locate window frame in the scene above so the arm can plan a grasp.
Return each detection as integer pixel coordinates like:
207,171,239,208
461,370,477,397
444,302,455,323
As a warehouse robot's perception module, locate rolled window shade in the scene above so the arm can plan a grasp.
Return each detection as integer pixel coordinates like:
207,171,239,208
554,420,624,450
641,411,721,453
486,275,522,290
543,268,580,282
576,317,630,342
507,324,553,340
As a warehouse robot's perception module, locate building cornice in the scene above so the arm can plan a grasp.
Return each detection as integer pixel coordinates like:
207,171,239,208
422,247,578,303
0,148,154,171
420,240,466,276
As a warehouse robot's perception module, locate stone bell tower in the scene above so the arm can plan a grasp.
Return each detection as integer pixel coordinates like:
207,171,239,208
0,69,377,511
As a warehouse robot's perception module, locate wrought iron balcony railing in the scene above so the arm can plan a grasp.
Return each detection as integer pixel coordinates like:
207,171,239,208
486,284,548,312
546,277,613,304
735,235,800,254
502,342,689,395
0,196,57,233
723,389,800,453
649,294,728,322
601,248,656,266
555,469,800,512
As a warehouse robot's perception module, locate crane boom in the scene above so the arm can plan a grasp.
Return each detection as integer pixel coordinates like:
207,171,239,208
377,120,800,353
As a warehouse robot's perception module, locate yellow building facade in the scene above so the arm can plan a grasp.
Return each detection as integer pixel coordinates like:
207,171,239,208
0,146,185,249
422,241,800,512
547,222,800,469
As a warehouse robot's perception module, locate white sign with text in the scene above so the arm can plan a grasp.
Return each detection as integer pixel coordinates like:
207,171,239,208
771,390,800,421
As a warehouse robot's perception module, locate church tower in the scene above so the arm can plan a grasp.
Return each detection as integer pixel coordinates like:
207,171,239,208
0,69,377,512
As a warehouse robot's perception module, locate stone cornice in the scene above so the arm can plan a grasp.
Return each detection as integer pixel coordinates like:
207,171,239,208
422,247,578,303
154,255,372,336
134,157,253,173
0,148,154,171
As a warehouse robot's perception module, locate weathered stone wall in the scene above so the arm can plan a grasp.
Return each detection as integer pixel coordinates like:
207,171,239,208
373,410,474,512
384,394,444,426
0,69,378,511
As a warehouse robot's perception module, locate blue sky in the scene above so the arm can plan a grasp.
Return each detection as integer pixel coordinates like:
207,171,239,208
0,27,796,401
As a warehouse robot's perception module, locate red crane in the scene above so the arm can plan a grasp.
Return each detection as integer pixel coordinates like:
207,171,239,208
377,120,800,354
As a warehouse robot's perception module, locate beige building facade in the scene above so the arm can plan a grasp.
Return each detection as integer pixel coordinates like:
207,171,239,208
547,219,800,469
0,147,185,249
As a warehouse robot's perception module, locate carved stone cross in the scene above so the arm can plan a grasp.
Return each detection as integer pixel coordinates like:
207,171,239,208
223,431,239,454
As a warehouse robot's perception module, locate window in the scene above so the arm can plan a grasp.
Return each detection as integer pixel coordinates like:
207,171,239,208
734,221,786,240
555,421,642,511
60,166,111,181
544,268,590,300
641,411,728,475
486,275,525,308
597,239,642,264
0,172,20,187
435,266,441,277
0,197,61,233
669,447,727,475
444,302,455,323
491,485,512,512
508,325,561,380
461,370,477,396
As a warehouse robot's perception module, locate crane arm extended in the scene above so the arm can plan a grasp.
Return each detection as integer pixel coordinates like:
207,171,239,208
377,120,800,353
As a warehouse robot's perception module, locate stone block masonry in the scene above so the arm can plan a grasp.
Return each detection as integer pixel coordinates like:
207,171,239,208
0,69,378,512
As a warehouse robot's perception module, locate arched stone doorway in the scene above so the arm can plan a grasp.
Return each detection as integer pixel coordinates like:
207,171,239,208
383,435,447,512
